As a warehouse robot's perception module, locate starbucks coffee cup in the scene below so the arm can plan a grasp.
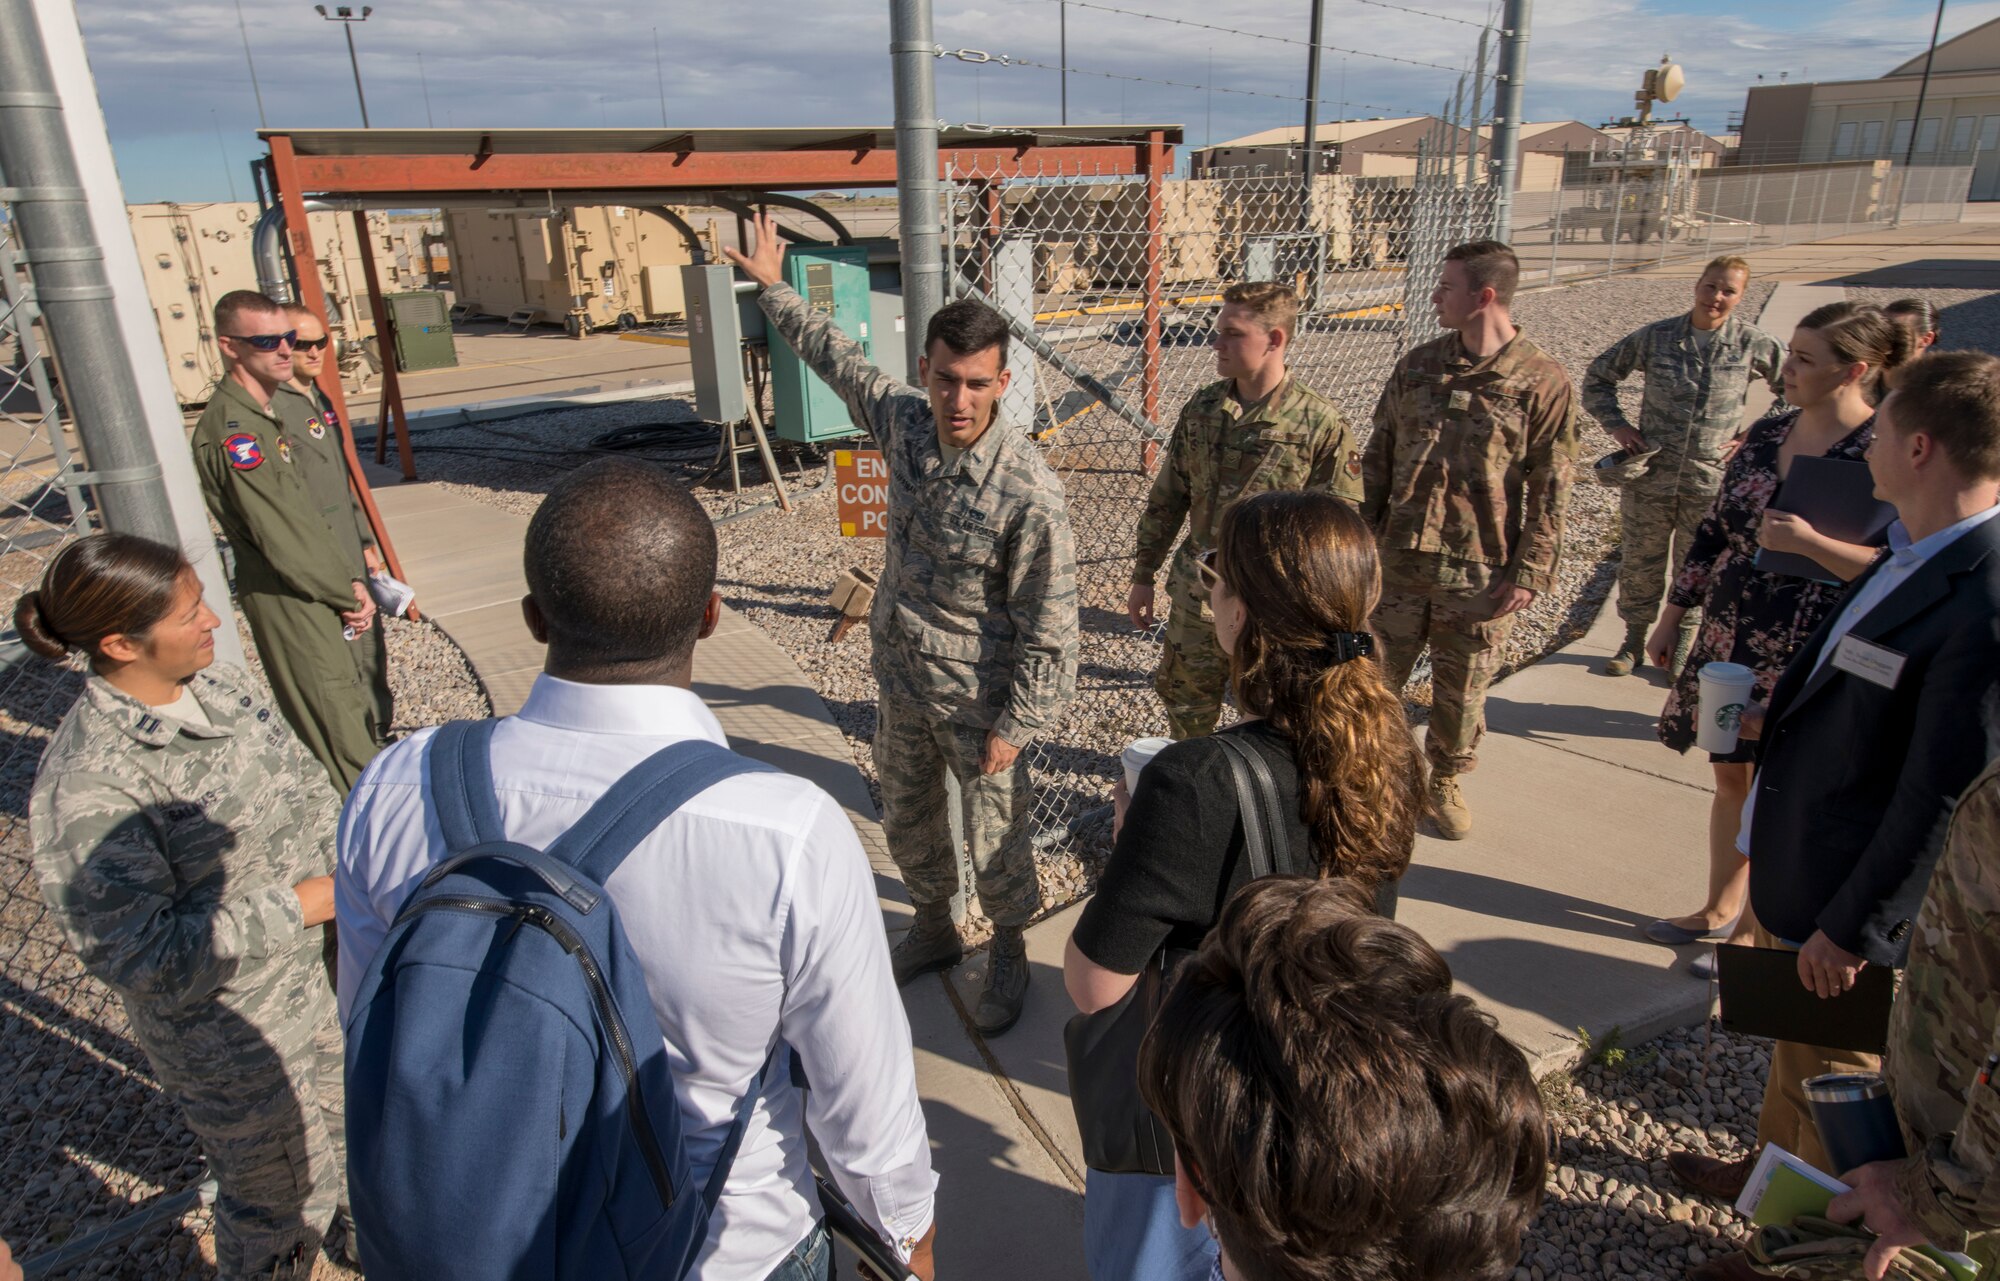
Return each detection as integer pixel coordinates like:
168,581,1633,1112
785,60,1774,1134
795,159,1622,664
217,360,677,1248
1696,662,1757,753
1122,736,1173,793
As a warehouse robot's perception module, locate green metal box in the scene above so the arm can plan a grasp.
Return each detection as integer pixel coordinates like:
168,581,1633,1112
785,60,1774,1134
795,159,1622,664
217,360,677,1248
767,245,871,443
386,291,458,372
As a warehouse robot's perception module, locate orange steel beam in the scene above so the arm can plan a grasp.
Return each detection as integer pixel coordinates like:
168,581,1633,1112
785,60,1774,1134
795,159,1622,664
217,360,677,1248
269,135,411,590
280,145,1148,194
350,209,417,480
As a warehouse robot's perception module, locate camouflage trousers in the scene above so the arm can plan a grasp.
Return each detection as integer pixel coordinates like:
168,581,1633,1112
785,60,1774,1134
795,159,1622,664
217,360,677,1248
167,983,350,1279
1155,586,1227,741
1374,550,1519,777
875,693,1040,930
1618,474,1716,629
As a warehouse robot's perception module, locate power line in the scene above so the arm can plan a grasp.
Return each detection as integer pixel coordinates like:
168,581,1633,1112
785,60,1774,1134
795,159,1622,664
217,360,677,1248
1016,0,1464,71
938,48,1426,117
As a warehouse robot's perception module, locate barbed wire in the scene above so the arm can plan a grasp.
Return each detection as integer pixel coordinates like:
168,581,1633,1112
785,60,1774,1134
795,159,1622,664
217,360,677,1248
936,48,1431,118
1032,0,1488,31
1011,1,1465,72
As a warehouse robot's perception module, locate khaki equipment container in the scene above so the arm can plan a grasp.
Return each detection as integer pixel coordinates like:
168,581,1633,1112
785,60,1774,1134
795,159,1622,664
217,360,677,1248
444,205,701,336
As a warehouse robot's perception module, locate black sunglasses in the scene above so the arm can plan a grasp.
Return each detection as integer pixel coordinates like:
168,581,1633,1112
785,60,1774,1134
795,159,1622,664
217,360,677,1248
292,336,331,352
223,329,297,352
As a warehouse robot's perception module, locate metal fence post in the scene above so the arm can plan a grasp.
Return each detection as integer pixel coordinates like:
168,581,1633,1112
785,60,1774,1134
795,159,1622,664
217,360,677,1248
1490,0,1531,239
24,0,244,663
1546,149,1567,284
890,0,943,379
1141,130,1166,430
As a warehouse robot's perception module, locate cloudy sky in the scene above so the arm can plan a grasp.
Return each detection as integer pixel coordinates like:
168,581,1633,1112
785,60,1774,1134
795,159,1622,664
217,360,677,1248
68,0,2000,203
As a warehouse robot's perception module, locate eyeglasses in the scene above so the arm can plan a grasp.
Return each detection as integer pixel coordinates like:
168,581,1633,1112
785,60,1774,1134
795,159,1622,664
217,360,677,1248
1196,547,1222,591
222,330,297,352
292,336,331,353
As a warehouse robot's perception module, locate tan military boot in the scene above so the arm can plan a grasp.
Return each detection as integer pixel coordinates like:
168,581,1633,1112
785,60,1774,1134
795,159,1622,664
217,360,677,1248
1670,620,1698,678
891,902,964,987
1603,624,1650,677
1429,774,1472,840
971,927,1029,1036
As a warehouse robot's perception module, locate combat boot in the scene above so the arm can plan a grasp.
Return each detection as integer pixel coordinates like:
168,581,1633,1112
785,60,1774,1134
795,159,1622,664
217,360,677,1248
971,927,1029,1036
1671,620,1698,678
891,902,964,987
1428,774,1472,840
1603,623,1650,677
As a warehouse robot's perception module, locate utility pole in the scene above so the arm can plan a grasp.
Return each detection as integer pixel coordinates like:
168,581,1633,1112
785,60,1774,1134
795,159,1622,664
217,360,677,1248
890,0,943,379
1059,1,1068,125
1301,0,1325,226
313,5,373,128
1490,0,1532,239
417,50,434,127
1904,0,1947,168
235,0,267,127
653,27,669,127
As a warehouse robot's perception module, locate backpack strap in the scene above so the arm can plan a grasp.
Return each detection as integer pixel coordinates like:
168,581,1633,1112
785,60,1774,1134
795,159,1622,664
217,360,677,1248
701,1041,787,1216
1216,734,1300,878
548,738,780,885
1215,735,1274,881
425,719,507,852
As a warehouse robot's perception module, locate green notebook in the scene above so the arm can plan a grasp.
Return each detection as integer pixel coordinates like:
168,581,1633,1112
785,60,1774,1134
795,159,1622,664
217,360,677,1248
1734,1144,1980,1280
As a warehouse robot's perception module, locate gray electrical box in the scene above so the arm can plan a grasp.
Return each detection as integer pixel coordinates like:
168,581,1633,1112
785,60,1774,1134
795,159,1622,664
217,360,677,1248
683,263,759,423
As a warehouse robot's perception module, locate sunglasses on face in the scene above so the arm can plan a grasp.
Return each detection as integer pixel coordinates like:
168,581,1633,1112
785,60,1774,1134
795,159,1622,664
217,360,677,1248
1197,547,1222,591
292,336,331,353
224,330,297,352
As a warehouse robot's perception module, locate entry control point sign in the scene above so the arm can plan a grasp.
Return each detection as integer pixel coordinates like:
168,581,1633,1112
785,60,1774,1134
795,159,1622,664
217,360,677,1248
834,449,888,537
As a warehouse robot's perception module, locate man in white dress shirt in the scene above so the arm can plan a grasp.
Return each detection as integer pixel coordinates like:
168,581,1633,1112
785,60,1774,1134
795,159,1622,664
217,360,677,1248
335,458,938,1280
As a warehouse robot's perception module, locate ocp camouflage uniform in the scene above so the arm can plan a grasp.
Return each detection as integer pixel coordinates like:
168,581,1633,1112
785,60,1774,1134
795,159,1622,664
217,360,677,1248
1133,377,1363,739
29,664,349,1279
193,379,391,794
759,284,1079,929
1583,314,1784,630
1361,330,1579,776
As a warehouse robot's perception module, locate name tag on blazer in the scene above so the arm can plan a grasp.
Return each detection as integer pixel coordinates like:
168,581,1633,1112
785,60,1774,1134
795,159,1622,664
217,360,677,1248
1830,634,1907,689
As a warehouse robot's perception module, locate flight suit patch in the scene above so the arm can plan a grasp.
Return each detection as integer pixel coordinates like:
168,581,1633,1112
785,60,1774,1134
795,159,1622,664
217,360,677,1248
307,416,327,440
278,439,293,464
223,433,263,470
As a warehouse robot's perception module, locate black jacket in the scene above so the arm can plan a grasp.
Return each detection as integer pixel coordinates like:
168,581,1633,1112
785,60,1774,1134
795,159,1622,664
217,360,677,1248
1748,513,2000,965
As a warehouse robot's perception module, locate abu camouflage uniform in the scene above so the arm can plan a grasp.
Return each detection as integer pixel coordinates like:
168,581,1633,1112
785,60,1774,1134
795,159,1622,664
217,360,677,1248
29,664,349,1279
1583,314,1784,629
1133,377,1363,739
193,378,390,794
1361,330,1579,776
759,283,1079,929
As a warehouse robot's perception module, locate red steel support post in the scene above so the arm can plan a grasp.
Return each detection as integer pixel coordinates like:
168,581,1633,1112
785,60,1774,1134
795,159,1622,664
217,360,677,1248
350,209,417,480
1141,130,1168,470
268,135,411,587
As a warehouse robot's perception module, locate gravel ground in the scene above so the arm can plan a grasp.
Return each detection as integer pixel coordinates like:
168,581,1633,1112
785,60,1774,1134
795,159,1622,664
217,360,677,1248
0,609,486,1278
1845,286,2000,353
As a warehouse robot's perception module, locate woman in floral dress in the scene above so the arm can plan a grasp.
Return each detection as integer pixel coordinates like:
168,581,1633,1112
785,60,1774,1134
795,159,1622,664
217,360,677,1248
1642,302,1912,971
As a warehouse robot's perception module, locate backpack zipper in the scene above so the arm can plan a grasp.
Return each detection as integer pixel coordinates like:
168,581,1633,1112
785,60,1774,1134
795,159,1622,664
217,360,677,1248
401,895,681,1210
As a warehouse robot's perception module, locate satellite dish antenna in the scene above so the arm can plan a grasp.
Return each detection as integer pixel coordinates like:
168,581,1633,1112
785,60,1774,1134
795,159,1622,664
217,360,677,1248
1656,62,1686,103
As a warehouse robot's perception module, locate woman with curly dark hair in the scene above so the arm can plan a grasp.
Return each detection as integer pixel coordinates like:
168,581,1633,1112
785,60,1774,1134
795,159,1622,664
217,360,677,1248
1063,489,1424,1281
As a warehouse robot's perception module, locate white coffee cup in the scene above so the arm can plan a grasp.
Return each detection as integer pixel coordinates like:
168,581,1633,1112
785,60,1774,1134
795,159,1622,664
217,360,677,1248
1695,661,1757,754
1122,736,1173,793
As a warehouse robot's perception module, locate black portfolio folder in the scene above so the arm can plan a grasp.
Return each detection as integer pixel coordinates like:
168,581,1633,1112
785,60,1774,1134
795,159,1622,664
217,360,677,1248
1715,945,1895,1054
1754,456,1896,585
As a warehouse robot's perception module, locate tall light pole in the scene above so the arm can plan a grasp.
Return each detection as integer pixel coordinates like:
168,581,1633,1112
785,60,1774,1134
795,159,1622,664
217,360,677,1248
1903,0,1947,167
313,5,373,128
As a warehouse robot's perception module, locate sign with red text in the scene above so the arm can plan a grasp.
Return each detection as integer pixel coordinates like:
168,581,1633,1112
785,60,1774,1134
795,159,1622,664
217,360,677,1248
833,449,888,537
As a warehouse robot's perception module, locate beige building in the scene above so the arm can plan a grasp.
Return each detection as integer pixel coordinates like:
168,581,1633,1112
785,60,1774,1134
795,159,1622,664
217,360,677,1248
1191,117,1481,180
1739,15,2000,197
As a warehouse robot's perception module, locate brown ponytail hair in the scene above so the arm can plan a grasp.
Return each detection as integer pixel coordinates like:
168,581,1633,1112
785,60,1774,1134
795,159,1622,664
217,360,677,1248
1798,301,1915,397
13,534,195,667
1215,492,1424,887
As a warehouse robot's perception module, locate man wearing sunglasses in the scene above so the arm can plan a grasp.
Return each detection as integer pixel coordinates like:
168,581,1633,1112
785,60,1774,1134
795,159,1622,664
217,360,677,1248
190,290,390,794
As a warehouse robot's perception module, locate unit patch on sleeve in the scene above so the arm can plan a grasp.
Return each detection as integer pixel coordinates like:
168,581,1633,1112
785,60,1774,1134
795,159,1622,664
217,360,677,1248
223,433,264,470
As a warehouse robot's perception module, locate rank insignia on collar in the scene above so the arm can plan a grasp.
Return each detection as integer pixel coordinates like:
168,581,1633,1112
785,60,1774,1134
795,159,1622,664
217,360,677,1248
223,433,263,470
308,417,327,440
1448,390,1473,412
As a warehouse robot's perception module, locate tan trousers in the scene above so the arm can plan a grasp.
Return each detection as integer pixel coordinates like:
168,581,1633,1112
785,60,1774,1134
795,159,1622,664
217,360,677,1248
1750,925,1882,1173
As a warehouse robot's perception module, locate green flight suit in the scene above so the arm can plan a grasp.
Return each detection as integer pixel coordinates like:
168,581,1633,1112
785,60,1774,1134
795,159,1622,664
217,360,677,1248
192,378,391,794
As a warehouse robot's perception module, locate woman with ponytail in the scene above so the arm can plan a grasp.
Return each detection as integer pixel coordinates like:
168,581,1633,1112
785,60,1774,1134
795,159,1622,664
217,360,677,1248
1061,490,1424,1281
20,534,356,1277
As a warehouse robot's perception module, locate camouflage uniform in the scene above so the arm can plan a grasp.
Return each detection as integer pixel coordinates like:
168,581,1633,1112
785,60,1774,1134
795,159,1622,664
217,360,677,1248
193,379,390,794
1361,331,1579,776
1133,377,1364,739
1880,754,2000,1272
759,284,1079,929
1583,314,1784,629
29,664,349,1279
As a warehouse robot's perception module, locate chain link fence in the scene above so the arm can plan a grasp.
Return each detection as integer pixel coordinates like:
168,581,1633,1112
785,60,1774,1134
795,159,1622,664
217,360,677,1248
0,208,223,1276
1508,152,1974,287
939,156,1495,866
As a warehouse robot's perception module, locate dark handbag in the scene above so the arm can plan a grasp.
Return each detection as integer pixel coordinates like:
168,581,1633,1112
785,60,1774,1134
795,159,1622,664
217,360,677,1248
1064,734,1297,1175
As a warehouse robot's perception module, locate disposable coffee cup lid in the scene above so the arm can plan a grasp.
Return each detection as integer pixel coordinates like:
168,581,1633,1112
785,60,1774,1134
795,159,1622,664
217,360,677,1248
1700,661,1754,682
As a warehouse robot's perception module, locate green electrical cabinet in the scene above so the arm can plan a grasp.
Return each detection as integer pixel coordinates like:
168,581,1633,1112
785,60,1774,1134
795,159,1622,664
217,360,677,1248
385,291,458,373
767,245,871,443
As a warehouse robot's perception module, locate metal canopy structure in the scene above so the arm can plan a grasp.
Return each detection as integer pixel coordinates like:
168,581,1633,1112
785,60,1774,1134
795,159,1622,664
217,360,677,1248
255,123,1178,564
